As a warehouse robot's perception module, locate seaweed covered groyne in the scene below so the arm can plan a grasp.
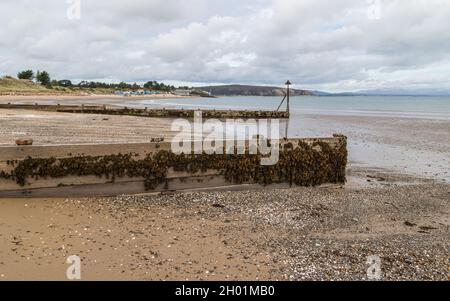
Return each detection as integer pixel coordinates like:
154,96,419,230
0,136,347,197
0,103,289,119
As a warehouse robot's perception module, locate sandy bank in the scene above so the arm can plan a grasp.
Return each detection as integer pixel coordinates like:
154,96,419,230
0,94,189,105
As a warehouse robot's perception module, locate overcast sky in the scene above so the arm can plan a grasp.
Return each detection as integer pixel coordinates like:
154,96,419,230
0,0,449,92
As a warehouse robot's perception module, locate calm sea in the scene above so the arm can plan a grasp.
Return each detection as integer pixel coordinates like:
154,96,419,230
7,95,449,180
121,95,449,181
124,95,450,119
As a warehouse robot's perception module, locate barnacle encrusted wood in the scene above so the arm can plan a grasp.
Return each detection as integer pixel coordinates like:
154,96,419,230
0,136,347,191
0,104,290,119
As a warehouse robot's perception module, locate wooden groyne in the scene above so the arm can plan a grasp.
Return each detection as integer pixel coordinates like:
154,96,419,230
0,103,290,119
0,136,347,198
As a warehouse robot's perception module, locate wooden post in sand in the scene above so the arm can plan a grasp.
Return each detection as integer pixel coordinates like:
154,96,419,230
284,80,292,139
285,80,292,115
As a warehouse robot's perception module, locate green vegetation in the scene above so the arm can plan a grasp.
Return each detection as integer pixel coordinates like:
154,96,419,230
143,81,175,92
36,71,51,86
17,70,34,80
0,77,50,95
0,76,114,95
57,80,73,87
0,70,178,95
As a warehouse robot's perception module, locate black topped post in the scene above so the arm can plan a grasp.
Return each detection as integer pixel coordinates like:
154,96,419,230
285,80,292,115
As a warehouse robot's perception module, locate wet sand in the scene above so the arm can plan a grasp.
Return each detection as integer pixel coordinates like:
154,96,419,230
294,113,450,183
0,108,177,145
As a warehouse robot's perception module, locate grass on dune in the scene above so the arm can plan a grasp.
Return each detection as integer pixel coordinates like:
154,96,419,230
0,77,50,94
0,77,115,95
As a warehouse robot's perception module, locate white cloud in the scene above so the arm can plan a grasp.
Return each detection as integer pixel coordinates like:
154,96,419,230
0,0,449,92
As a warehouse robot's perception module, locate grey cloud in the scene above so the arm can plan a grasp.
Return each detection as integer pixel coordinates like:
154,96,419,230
0,0,449,91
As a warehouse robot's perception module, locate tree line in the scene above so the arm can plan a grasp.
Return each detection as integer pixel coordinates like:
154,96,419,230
15,69,177,91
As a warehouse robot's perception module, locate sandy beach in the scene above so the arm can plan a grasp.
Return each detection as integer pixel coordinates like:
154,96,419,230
0,98,449,281
0,108,176,145
0,183,448,281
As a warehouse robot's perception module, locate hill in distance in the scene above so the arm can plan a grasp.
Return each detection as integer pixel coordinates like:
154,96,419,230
199,84,314,97
198,84,450,97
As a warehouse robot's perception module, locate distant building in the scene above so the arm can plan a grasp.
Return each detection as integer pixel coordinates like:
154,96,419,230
115,89,172,96
174,89,191,96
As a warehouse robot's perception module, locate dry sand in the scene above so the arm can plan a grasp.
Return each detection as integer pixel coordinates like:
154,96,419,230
0,183,448,281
